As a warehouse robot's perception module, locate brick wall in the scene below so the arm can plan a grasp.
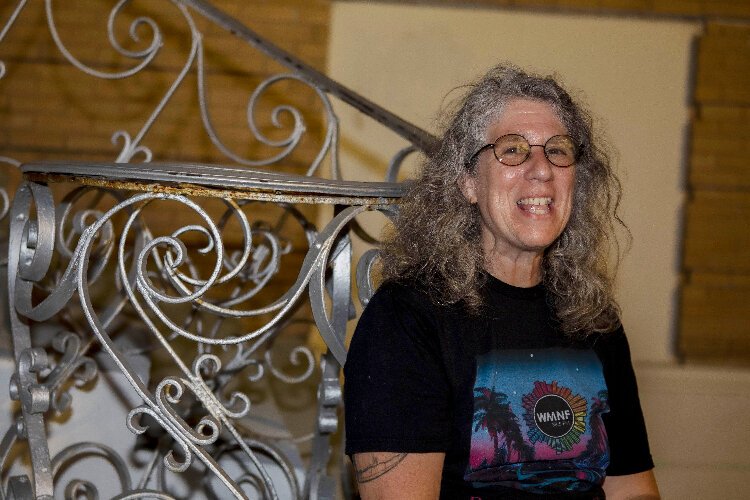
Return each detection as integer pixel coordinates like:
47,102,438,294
0,0,330,168
680,23,750,363
0,0,332,332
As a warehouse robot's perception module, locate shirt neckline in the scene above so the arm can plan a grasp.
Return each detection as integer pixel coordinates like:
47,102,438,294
484,273,546,300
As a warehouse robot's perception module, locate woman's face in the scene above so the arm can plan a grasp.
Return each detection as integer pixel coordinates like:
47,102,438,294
461,98,576,260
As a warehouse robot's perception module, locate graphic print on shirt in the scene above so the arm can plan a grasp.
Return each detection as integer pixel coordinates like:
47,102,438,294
465,348,610,494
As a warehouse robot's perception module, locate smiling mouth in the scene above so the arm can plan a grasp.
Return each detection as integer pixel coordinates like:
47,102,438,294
517,197,553,215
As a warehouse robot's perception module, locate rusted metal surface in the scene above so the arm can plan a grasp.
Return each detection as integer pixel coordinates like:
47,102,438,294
0,0,422,498
22,162,406,205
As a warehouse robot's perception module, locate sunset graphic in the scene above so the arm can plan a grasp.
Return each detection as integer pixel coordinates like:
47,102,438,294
465,347,610,493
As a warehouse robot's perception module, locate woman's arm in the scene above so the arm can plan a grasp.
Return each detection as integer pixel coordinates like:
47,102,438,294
603,470,660,500
352,452,445,500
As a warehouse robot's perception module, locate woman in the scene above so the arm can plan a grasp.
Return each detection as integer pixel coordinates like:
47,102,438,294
344,64,659,499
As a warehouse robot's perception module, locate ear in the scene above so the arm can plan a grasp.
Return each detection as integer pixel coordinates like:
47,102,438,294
459,173,478,204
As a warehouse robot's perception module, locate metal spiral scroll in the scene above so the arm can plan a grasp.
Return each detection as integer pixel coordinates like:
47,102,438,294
0,0,340,170
0,0,421,497
4,177,395,498
0,1,340,170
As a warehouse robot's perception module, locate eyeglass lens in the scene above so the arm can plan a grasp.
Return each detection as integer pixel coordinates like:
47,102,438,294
494,134,577,167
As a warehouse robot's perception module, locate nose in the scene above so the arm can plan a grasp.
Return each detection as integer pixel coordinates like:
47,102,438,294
524,146,554,181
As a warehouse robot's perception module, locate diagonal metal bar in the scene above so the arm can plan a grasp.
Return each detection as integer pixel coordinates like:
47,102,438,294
178,0,439,156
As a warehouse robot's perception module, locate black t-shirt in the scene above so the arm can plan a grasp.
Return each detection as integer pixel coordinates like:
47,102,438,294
344,276,654,499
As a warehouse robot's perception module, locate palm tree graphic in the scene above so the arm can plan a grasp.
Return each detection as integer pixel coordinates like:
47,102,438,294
473,387,534,466
582,390,609,468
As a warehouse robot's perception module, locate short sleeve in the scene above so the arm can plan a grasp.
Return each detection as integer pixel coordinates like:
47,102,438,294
595,328,655,476
344,283,453,455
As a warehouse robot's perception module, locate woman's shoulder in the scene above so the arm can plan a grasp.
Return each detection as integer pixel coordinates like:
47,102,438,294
365,279,430,310
581,324,631,357
356,279,452,336
348,280,447,364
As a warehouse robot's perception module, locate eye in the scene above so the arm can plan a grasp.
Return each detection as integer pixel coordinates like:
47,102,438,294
546,147,571,157
496,136,529,152
545,136,577,159
493,135,532,165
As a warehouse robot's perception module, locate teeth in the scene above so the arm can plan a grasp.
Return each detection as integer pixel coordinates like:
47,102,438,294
517,197,552,215
517,197,552,206
527,205,550,215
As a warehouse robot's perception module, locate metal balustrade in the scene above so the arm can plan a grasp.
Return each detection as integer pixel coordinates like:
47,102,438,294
0,1,433,498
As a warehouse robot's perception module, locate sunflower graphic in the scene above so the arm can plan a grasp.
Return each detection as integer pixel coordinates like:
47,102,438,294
522,381,587,453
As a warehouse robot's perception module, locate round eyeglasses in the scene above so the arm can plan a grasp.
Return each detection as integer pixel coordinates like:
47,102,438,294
466,134,581,168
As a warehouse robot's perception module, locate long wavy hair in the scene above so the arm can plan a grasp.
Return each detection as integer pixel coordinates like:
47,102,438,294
379,64,627,335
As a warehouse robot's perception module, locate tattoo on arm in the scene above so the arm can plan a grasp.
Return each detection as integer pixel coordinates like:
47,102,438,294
354,453,408,483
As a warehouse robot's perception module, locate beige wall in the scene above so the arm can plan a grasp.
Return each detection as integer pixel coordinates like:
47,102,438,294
328,1,701,364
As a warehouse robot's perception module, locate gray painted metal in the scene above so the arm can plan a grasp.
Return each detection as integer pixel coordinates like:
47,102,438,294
0,0,429,498
179,0,439,155
22,162,406,202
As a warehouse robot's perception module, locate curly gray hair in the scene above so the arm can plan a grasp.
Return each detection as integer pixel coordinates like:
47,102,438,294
379,63,627,335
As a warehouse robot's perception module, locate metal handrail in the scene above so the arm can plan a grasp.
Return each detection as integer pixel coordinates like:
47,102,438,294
178,0,439,156
0,1,425,498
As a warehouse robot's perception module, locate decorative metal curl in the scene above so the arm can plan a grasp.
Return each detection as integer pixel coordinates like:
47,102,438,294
112,131,154,164
263,343,315,386
43,331,98,414
206,438,303,500
61,193,281,498
0,0,30,80
1,0,367,172
0,157,21,226
198,69,340,174
111,491,177,500
0,0,432,498
10,183,114,323
50,442,133,499
356,248,381,309
45,0,163,80
191,354,251,420
113,194,327,346
126,404,195,475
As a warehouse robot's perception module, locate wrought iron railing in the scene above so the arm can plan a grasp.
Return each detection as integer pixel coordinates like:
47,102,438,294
0,1,435,498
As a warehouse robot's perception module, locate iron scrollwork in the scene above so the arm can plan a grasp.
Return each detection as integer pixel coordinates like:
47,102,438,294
0,0,424,498
4,171,403,498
